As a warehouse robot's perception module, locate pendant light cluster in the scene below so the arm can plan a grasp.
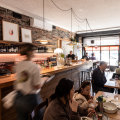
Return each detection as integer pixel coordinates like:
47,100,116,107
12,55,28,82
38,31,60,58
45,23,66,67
67,8,77,46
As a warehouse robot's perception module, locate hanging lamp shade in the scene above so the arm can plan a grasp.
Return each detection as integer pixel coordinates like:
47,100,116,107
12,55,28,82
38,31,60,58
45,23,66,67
35,36,48,44
35,0,51,45
67,41,76,46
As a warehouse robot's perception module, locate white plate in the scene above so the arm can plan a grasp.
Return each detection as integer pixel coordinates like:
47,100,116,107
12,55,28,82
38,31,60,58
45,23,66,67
81,117,92,120
111,100,120,109
103,102,117,114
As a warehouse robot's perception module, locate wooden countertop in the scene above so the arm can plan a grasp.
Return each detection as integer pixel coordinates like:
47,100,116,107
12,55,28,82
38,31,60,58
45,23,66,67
0,61,92,88
41,61,89,74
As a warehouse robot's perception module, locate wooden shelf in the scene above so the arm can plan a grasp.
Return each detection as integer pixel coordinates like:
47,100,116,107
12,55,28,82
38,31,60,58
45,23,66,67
0,40,56,48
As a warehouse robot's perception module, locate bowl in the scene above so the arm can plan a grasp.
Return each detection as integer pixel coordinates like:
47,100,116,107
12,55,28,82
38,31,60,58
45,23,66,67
103,102,117,114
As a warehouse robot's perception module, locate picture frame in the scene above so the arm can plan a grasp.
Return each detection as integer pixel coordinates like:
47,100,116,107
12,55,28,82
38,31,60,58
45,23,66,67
2,21,19,42
21,28,32,43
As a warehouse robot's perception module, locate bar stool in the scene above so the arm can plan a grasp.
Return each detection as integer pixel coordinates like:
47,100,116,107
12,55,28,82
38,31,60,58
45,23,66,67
80,67,92,82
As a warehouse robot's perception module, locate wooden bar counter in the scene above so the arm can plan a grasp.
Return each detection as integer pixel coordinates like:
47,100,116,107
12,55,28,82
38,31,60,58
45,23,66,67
0,61,93,120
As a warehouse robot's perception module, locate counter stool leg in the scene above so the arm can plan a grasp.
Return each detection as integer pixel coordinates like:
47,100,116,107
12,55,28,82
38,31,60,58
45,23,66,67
78,72,81,87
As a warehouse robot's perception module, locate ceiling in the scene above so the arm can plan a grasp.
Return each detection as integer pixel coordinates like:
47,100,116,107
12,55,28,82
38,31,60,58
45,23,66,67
1,0,120,32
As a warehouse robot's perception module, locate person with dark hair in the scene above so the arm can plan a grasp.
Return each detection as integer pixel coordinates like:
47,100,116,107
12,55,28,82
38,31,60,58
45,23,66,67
82,52,90,61
92,61,113,93
67,51,76,60
43,78,80,120
90,53,96,60
73,81,95,115
14,43,47,120
43,78,94,120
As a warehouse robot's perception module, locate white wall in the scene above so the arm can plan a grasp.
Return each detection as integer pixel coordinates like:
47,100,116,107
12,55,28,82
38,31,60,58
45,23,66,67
73,43,82,60
62,41,73,57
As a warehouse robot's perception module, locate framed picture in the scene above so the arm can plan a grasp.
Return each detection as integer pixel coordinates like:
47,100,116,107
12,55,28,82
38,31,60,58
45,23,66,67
21,28,32,43
2,21,19,42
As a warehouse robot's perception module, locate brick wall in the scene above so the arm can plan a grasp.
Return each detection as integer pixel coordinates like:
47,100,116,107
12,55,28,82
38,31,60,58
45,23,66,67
0,6,71,42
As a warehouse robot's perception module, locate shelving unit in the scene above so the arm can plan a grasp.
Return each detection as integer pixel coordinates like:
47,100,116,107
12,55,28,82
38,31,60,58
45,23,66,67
0,40,56,53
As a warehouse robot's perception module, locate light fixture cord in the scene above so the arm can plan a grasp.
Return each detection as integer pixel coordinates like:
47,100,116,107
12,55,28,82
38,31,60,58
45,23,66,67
71,8,72,38
43,0,45,30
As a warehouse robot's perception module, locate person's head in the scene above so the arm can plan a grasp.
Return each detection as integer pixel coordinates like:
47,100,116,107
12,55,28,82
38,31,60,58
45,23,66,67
99,61,107,71
91,53,95,57
51,78,74,102
78,81,91,96
20,43,36,60
86,52,88,56
70,51,73,55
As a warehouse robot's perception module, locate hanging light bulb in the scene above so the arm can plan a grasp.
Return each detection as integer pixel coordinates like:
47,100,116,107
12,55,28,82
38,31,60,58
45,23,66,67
35,0,49,44
68,8,77,46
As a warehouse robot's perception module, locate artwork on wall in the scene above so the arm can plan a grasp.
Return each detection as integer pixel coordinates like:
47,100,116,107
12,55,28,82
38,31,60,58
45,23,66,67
21,28,32,43
2,21,19,42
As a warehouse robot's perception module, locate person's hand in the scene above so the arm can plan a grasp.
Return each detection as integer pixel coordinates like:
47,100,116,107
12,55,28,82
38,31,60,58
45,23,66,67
90,96,93,99
88,99,93,103
69,99,78,113
87,108,95,117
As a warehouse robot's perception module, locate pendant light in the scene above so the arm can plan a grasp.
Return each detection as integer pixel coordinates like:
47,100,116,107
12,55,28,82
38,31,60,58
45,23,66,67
35,0,48,44
67,8,76,46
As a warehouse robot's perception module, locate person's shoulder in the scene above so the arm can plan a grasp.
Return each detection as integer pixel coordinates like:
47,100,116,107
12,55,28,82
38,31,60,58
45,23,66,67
45,99,63,115
93,67,99,73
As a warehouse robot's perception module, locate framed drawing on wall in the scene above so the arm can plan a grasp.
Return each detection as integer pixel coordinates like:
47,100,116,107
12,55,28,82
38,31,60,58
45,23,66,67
21,28,32,43
2,21,19,42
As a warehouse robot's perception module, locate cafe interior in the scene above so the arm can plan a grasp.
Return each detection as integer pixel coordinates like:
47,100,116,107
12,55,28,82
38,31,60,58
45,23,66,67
1,0,120,120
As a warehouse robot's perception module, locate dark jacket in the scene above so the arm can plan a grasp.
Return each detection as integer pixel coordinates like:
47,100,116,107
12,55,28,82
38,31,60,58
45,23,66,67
43,98,82,120
92,67,107,91
67,54,75,60
82,55,89,61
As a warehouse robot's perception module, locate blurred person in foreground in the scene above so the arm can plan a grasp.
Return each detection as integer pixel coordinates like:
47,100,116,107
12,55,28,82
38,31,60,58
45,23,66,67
14,43,47,120
43,78,95,120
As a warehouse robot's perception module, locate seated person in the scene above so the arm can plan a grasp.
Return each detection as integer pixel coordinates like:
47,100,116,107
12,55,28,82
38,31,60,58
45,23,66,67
82,53,90,61
112,67,120,79
43,78,94,120
112,73,120,79
67,51,76,60
90,53,96,60
92,61,114,93
73,81,96,115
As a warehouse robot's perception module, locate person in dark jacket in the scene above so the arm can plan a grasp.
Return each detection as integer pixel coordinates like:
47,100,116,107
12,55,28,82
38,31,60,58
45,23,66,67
92,61,113,93
90,53,96,60
82,53,90,61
